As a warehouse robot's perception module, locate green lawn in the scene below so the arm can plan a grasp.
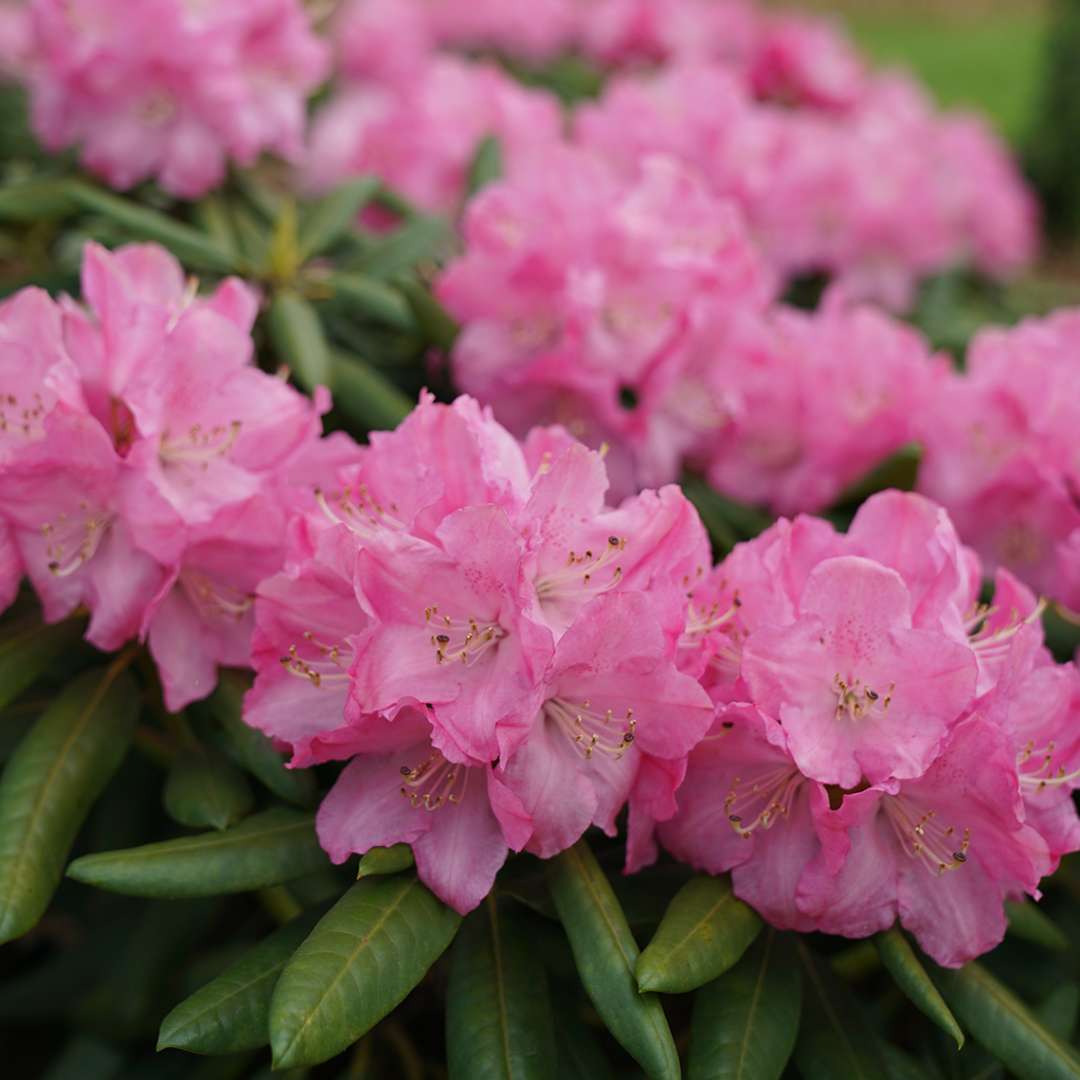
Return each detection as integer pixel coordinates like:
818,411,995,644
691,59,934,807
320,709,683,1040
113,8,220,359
841,11,1049,145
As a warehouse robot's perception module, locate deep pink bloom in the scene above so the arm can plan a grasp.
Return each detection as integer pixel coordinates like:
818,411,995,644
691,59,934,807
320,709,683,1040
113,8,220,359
27,0,329,197
799,717,1051,967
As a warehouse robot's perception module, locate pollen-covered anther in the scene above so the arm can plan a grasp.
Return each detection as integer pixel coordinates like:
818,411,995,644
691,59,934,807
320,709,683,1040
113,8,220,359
279,641,348,687
44,510,110,576
724,765,802,839
159,419,242,467
884,799,971,874
398,753,468,811
1018,738,1080,790
833,674,892,720
966,598,1048,658
424,605,504,666
545,697,636,760
535,536,627,602
314,482,403,538
681,595,739,643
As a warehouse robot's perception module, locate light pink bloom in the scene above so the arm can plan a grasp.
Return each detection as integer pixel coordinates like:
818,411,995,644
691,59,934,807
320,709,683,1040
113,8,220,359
28,0,329,197
918,310,1080,612
439,148,774,497
0,2,32,81
305,56,563,218
799,717,1051,967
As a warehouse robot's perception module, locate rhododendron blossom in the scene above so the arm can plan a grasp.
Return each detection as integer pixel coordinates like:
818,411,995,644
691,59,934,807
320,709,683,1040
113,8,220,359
26,0,329,197
245,393,714,912
0,242,327,709
438,149,775,497
918,309,1080,615
641,490,1080,966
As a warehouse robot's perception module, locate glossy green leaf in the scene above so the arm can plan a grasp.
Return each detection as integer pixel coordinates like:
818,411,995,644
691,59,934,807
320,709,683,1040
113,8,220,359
931,961,1080,1080
467,135,504,196
1006,899,1071,951
1036,984,1080,1044
158,906,324,1055
67,808,328,898
546,838,680,1080
688,930,801,1080
321,272,415,331
269,875,461,1069
356,845,414,880
66,182,238,272
795,943,887,1080
164,747,254,831
331,347,413,431
204,673,316,808
267,290,333,393
0,615,85,711
637,875,761,994
398,278,460,351
552,993,613,1080
298,177,380,262
0,662,139,944
875,928,964,1048
354,215,455,278
447,898,556,1080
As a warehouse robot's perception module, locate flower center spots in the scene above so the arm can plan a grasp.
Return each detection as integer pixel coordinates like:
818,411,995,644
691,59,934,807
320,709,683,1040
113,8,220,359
884,798,970,875
42,504,111,577
0,390,48,440
180,571,253,623
315,483,404,540
399,753,468,811
160,421,242,467
1017,739,1080,792
535,536,626,604
965,598,1047,660
279,630,349,689
724,766,802,838
425,605,504,666
545,697,635,760
833,674,892,722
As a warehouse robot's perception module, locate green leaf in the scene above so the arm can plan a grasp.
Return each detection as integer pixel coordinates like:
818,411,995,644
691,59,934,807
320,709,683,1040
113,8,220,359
191,194,240,263
446,898,556,1080
688,930,801,1080
319,272,415,331
795,943,887,1080
467,135,504,197
1006,899,1071,951
66,182,238,273
267,290,334,393
552,993,613,1080
0,615,85,711
0,661,139,944
164,747,254,831
269,875,461,1069
397,278,460,351
158,906,324,1055
546,838,680,1080
67,807,328,898
354,215,455,279
356,845,414,880
1036,984,1080,1044
0,178,78,222
298,178,380,262
931,961,1080,1080
331,347,413,431
204,672,316,808
637,875,762,994
875,928,964,1048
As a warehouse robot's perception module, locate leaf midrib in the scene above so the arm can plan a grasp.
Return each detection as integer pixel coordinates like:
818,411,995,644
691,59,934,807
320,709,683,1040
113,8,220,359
487,897,515,1079
732,930,773,1080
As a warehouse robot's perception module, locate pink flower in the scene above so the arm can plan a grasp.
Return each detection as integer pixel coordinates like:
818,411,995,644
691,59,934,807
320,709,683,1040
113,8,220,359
27,0,329,197
0,519,20,614
918,309,1080,612
438,148,774,497
305,56,563,218
799,717,1051,967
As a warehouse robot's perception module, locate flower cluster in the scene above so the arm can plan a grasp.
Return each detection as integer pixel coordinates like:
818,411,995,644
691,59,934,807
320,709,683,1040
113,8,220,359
437,149,776,498
245,393,715,913
437,151,944,509
917,310,1080,617
0,242,327,709
644,490,1080,968
575,65,1037,309
25,0,329,197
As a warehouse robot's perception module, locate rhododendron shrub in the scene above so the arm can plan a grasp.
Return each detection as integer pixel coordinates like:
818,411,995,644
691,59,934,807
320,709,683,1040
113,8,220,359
0,242,327,708
26,0,329,197
918,309,1080,616
645,490,1080,967
245,394,714,911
